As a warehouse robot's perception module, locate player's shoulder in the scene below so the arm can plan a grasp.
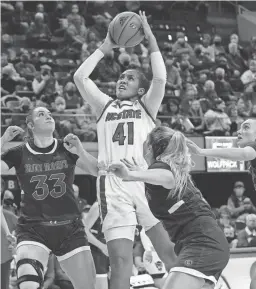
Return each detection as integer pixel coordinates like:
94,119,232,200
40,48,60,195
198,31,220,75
148,161,172,171
4,142,26,154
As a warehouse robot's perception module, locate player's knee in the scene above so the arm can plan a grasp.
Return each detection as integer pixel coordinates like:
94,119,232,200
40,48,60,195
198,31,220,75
17,259,44,289
110,254,132,272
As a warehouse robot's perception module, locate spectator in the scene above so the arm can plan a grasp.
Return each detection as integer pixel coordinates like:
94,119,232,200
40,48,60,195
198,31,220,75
54,96,74,137
32,64,61,104
66,15,88,48
227,181,256,218
172,32,194,57
237,214,256,248
118,52,131,72
200,33,215,62
1,66,26,94
27,13,52,47
237,97,251,118
165,53,182,93
89,14,108,41
226,42,247,74
241,59,256,93
229,70,244,93
196,72,207,98
97,50,121,85
36,3,49,24
214,67,234,102
140,57,152,80
2,190,17,215
190,44,213,72
15,52,36,80
188,99,205,133
67,4,85,26
201,80,218,106
204,98,231,136
227,103,244,136
49,1,67,36
10,1,30,34
211,35,226,58
73,103,97,142
63,82,81,109
245,36,256,61
218,206,236,246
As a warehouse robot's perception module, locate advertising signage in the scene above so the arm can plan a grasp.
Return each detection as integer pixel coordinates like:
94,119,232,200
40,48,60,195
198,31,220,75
205,137,245,172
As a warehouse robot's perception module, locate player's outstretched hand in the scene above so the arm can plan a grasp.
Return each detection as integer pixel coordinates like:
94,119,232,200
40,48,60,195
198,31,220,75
139,11,153,40
186,139,202,155
109,162,130,180
64,134,83,155
120,157,141,171
1,126,24,144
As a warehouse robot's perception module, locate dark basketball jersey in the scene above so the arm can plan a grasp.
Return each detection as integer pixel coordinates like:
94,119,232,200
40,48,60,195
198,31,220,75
1,139,80,222
145,161,215,244
246,142,256,190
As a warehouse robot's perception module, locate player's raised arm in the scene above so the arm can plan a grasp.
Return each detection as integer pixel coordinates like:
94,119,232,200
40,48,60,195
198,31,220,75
1,126,24,173
63,134,98,176
73,34,118,117
187,139,256,161
140,11,167,119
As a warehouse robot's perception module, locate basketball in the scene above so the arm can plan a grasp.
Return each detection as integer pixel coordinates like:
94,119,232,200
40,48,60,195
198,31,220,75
109,12,144,47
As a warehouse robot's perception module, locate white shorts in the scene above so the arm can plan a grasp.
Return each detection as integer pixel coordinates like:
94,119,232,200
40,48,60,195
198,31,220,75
97,174,159,241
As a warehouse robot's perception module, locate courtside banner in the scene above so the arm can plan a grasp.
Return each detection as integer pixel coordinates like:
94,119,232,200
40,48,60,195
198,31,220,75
205,137,245,172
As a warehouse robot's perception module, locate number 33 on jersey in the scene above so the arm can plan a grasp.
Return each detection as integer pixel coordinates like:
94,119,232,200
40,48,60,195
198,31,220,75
97,99,155,165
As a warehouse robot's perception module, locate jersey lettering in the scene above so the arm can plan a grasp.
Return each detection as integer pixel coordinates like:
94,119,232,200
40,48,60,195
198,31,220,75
105,109,141,122
25,160,68,173
8,180,15,189
31,173,66,200
112,122,134,145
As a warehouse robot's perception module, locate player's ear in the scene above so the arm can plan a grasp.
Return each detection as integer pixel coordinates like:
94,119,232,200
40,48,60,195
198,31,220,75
27,122,34,130
138,88,145,96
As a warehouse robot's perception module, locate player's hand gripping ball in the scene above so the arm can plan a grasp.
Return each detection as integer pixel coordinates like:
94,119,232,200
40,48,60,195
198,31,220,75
109,11,146,47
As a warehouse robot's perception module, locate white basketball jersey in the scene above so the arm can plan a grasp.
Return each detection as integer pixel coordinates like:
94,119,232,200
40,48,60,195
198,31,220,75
97,98,155,168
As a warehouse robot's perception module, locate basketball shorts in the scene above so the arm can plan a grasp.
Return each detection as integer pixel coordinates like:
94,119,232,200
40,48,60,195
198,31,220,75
171,217,230,285
90,244,109,275
97,174,159,242
16,218,90,261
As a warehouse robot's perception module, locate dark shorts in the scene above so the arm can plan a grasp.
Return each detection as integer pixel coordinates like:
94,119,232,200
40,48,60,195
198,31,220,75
173,217,230,284
16,218,89,257
90,244,109,275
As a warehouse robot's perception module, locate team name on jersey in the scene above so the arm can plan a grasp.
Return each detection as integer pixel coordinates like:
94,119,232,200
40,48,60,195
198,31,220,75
24,160,68,173
105,109,142,122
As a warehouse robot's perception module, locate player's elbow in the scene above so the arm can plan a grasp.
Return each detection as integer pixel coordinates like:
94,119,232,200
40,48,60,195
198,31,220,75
242,147,256,161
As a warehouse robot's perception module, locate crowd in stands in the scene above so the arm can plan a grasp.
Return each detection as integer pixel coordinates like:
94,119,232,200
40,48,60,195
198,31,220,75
1,1,256,141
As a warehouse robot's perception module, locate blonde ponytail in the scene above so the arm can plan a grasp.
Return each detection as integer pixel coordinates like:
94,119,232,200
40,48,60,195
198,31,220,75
156,130,193,199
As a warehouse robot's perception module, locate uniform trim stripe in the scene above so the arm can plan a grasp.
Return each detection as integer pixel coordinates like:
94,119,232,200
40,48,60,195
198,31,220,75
96,99,115,124
17,241,51,254
168,200,185,215
138,99,156,124
56,246,91,262
25,139,58,155
99,176,108,221
170,267,217,285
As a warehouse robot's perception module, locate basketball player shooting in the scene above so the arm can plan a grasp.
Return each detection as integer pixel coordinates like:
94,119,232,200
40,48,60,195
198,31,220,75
74,10,175,289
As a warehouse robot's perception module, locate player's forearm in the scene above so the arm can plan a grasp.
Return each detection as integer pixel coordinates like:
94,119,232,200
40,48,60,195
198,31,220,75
150,49,166,81
85,228,105,251
126,169,173,188
78,149,98,177
199,148,250,161
74,49,104,81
